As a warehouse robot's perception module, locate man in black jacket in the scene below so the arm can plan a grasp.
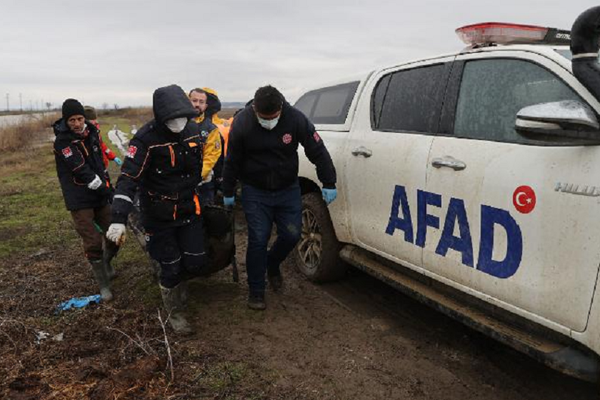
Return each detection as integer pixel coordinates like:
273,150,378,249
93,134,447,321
53,99,118,301
106,84,205,334
222,85,337,310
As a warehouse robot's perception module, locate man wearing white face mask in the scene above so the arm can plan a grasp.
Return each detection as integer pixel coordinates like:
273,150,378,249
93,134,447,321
222,85,337,310
106,84,206,334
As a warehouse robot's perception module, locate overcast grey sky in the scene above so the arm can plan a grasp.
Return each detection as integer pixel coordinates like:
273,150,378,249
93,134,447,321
0,0,594,110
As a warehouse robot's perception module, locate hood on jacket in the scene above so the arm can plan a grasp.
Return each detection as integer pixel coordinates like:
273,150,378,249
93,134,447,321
153,84,198,125
52,118,98,138
53,118,70,136
203,87,222,119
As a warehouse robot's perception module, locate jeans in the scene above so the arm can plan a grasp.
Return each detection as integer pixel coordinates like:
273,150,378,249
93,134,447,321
241,182,302,295
145,217,207,288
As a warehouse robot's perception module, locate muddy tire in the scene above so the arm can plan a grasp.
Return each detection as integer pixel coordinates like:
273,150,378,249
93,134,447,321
294,192,347,282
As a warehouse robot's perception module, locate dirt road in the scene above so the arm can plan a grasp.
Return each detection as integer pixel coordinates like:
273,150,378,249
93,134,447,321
0,208,597,399
191,210,597,399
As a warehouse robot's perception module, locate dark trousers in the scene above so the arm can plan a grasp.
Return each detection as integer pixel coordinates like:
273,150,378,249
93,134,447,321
241,182,302,295
145,217,207,288
198,181,215,206
71,205,118,261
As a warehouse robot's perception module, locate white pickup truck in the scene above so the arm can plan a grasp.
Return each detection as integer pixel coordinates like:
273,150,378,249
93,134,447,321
294,7,600,382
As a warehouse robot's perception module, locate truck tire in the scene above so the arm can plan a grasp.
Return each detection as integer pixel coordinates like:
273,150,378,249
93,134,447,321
294,192,347,282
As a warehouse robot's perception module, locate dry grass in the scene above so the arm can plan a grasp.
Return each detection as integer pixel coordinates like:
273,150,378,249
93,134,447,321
119,107,152,120
112,107,237,122
0,148,38,179
0,106,234,155
0,113,57,152
99,107,153,128
219,108,238,119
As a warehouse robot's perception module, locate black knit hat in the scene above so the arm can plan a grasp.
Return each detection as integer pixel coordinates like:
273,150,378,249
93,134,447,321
62,99,85,120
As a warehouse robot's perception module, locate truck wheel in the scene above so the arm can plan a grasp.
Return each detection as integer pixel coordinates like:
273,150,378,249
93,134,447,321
295,192,347,282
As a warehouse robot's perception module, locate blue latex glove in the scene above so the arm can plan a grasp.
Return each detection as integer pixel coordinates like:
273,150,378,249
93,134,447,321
322,188,337,205
223,196,235,208
113,157,123,166
56,295,102,312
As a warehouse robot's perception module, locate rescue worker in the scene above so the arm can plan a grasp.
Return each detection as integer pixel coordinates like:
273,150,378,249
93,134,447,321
222,85,337,310
188,88,221,205
53,99,119,301
106,84,206,334
202,88,229,197
83,106,123,170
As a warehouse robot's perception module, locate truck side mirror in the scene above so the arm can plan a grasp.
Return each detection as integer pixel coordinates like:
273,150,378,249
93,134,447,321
515,100,600,142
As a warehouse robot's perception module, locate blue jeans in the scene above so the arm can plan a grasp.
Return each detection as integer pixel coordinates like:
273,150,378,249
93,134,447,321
242,182,302,295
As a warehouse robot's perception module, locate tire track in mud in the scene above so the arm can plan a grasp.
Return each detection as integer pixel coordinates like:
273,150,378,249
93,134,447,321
314,268,597,399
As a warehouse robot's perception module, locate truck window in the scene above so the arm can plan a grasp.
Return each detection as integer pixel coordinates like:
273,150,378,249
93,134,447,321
294,81,359,125
295,92,317,119
371,74,391,128
376,64,446,133
454,59,581,144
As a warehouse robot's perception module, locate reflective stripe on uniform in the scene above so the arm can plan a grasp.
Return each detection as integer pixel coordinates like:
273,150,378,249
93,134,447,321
114,194,133,203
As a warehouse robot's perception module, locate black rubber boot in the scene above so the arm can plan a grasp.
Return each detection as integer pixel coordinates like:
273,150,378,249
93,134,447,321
179,281,189,304
160,284,194,335
90,259,113,302
247,292,266,311
103,243,119,280
268,273,283,292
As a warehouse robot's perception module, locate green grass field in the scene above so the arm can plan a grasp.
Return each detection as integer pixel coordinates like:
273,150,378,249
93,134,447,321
0,149,77,259
0,110,275,400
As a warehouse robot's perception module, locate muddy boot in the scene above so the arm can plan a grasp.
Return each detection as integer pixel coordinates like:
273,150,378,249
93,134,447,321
103,245,119,280
179,280,189,304
247,292,266,311
90,259,113,302
160,284,194,335
267,273,283,292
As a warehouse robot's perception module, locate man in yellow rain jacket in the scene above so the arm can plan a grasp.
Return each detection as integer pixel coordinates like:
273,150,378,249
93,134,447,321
202,88,232,196
189,88,222,205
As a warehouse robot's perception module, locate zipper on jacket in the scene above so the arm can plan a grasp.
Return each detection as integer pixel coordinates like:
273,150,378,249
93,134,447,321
80,142,90,157
169,145,176,167
193,194,201,215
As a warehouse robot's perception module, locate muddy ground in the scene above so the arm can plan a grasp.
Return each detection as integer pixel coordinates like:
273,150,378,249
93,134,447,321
0,208,598,399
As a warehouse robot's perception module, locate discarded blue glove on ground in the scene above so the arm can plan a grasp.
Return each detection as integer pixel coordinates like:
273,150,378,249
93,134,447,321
56,295,102,312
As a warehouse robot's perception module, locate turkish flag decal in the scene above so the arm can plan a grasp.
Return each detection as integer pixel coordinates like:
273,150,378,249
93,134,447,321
513,186,536,214
62,147,72,158
126,145,137,159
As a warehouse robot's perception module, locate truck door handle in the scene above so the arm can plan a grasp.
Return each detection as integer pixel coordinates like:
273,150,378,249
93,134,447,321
431,156,466,171
351,146,372,158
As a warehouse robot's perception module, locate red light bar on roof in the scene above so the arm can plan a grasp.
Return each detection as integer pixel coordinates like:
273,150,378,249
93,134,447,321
456,22,569,46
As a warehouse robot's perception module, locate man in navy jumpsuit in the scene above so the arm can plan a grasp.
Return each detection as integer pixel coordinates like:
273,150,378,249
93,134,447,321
106,85,206,334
